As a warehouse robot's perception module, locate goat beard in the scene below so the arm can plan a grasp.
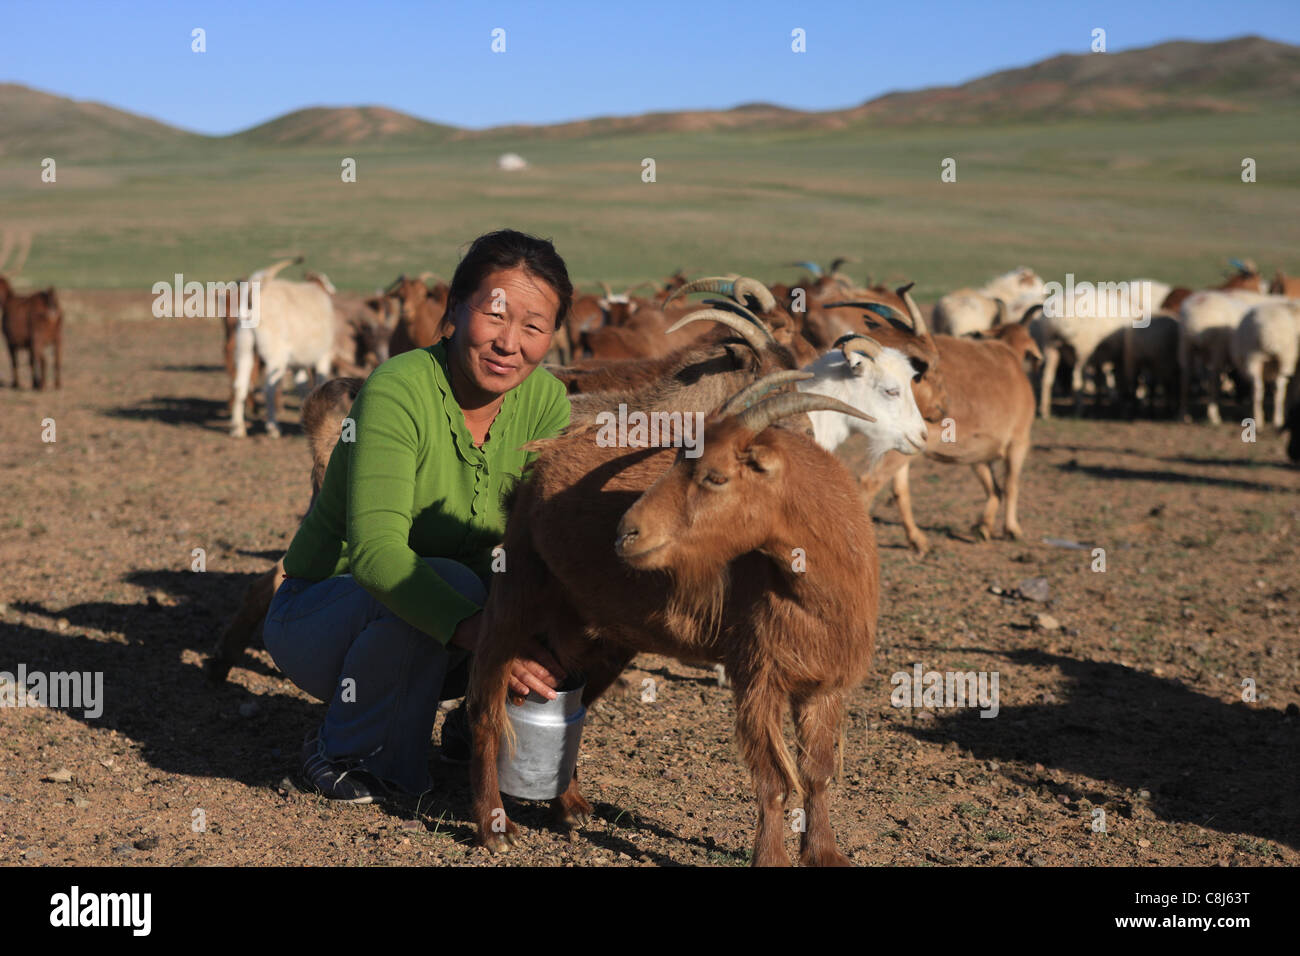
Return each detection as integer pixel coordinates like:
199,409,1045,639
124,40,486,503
663,555,729,647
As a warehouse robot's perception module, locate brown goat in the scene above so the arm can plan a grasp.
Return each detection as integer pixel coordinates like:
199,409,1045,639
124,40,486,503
468,382,877,866
2,277,63,389
1160,287,1193,314
565,293,607,358
859,321,1039,554
577,310,712,360
205,376,363,682
331,291,395,377
555,276,809,425
1271,270,1300,297
1221,259,1263,292
386,274,451,357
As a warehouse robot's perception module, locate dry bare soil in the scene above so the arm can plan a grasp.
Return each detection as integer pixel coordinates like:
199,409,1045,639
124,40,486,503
1,314,1297,867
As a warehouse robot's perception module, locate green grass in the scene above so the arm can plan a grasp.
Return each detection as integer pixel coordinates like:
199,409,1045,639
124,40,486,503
2,110,1298,299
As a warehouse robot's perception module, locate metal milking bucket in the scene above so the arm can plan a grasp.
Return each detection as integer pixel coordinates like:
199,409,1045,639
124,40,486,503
496,674,587,800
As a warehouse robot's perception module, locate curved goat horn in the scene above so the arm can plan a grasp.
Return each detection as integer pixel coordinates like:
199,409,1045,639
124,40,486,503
833,333,884,362
664,275,777,314
665,308,774,354
717,370,815,417
664,276,738,307
1019,303,1044,325
417,271,444,285
788,260,823,277
384,274,407,296
700,296,771,330
895,283,928,336
731,276,777,314
737,391,875,433
822,300,911,325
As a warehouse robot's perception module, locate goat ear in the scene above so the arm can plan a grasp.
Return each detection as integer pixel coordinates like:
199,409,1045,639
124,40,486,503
745,443,783,475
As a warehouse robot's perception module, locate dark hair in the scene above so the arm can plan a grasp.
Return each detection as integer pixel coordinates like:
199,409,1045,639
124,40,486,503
446,229,573,329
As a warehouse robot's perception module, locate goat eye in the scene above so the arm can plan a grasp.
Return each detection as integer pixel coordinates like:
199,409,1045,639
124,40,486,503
885,387,900,398
703,472,728,487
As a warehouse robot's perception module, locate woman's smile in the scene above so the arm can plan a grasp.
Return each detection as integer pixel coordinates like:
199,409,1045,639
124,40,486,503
481,354,517,376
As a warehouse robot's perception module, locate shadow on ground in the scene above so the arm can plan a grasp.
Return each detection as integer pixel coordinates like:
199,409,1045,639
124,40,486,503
899,647,1299,850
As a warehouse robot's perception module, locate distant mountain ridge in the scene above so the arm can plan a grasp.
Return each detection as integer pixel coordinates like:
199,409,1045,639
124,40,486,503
2,35,1296,158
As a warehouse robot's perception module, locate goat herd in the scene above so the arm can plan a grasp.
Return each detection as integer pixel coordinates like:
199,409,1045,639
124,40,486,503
5,255,1299,865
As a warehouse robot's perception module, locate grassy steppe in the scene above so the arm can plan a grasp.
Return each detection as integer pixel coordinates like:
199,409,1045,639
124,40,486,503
2,111,1298,302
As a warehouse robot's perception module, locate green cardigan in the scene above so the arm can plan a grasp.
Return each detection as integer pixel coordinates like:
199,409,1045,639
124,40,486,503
282,342,571,645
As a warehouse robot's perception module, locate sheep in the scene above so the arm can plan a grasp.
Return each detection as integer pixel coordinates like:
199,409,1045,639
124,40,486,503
206,376,363,682
931,267,1045,338
1121,313,1182,416
841,299,1040,554
1230,301,1300,427
1,277,63,390
229,263,338,438
1178,289,1281,423
1035,278,1169,417
468,379,885,866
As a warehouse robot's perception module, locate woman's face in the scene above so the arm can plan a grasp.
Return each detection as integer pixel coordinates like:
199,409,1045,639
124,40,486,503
449,264,560,401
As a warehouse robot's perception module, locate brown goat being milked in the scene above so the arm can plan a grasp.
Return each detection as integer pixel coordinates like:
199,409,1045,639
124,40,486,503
468,376,880,866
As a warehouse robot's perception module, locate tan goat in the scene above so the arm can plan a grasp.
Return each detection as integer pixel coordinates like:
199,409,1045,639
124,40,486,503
468,380,879,866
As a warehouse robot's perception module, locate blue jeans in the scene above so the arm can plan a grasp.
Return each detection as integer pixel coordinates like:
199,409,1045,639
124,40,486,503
262,557,487,796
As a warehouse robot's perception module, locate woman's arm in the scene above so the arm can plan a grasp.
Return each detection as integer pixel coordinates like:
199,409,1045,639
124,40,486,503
344,367,480,646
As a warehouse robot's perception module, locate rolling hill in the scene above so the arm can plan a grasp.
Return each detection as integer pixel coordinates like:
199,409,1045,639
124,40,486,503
1,35,1296,158
0,83,201,159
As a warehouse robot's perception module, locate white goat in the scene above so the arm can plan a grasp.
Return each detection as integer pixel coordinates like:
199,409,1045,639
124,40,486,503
1230,301,1300,427
931,267,1045,338
231,266,337,438
1178,290,1281,424
796,335,928,467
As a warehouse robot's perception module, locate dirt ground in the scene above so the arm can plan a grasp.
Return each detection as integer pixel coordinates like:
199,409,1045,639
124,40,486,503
1,312,1297,867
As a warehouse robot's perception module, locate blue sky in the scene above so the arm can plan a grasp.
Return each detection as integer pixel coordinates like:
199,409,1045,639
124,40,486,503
3,0,1298,134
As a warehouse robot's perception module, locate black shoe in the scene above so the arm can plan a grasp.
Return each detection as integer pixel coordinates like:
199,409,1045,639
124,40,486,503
300,727,390,804
438,703,471,764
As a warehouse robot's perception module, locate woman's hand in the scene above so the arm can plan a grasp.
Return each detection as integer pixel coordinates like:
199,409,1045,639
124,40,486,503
449,613,567,705
507,637,567,705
